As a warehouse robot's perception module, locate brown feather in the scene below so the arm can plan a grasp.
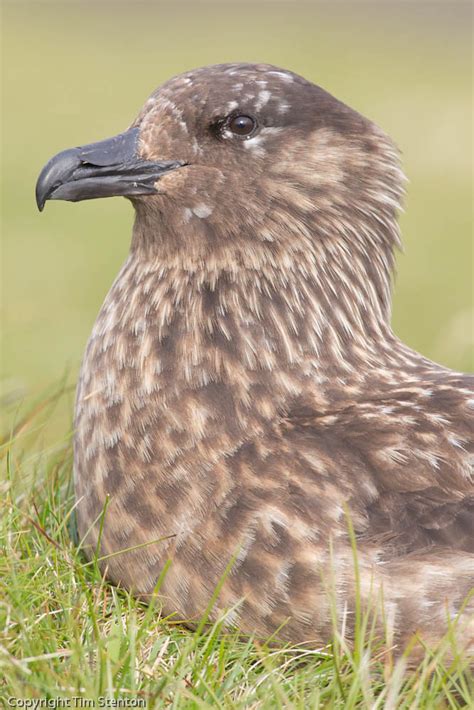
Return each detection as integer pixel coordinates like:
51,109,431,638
67,64,473,658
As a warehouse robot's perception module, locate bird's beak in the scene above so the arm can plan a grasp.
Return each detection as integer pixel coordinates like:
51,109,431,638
35,127,184,211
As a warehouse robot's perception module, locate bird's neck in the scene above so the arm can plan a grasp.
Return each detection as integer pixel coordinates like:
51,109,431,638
78,237,430,477
95,242,410,416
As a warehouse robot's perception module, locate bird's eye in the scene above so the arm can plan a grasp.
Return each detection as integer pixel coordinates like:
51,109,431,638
228,114,257,137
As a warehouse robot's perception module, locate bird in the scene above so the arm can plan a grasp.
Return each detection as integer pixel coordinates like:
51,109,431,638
36,63,473,658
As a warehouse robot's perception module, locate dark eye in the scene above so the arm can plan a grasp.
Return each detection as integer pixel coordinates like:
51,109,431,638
228,114,257,137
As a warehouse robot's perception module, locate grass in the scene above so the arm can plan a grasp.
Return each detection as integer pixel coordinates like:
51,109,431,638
1,390,473,707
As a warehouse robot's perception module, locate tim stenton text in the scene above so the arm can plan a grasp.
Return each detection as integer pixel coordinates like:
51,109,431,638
7,699,146,709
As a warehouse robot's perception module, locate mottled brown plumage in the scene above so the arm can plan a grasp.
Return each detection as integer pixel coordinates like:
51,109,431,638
37,64,474,657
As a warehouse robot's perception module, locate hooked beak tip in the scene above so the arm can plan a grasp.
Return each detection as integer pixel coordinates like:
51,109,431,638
36,192,46,212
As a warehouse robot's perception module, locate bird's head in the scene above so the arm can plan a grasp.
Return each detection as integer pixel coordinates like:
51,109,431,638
37,63,404,311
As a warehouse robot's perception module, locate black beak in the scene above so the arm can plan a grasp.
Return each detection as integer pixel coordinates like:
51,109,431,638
35,127,184,211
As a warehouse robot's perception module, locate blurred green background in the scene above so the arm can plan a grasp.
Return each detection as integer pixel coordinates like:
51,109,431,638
2,1,472,431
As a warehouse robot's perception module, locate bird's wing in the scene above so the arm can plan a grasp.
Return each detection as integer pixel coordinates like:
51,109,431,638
282,376,474,553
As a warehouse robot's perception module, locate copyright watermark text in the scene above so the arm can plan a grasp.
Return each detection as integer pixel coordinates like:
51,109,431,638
7,699,146,709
